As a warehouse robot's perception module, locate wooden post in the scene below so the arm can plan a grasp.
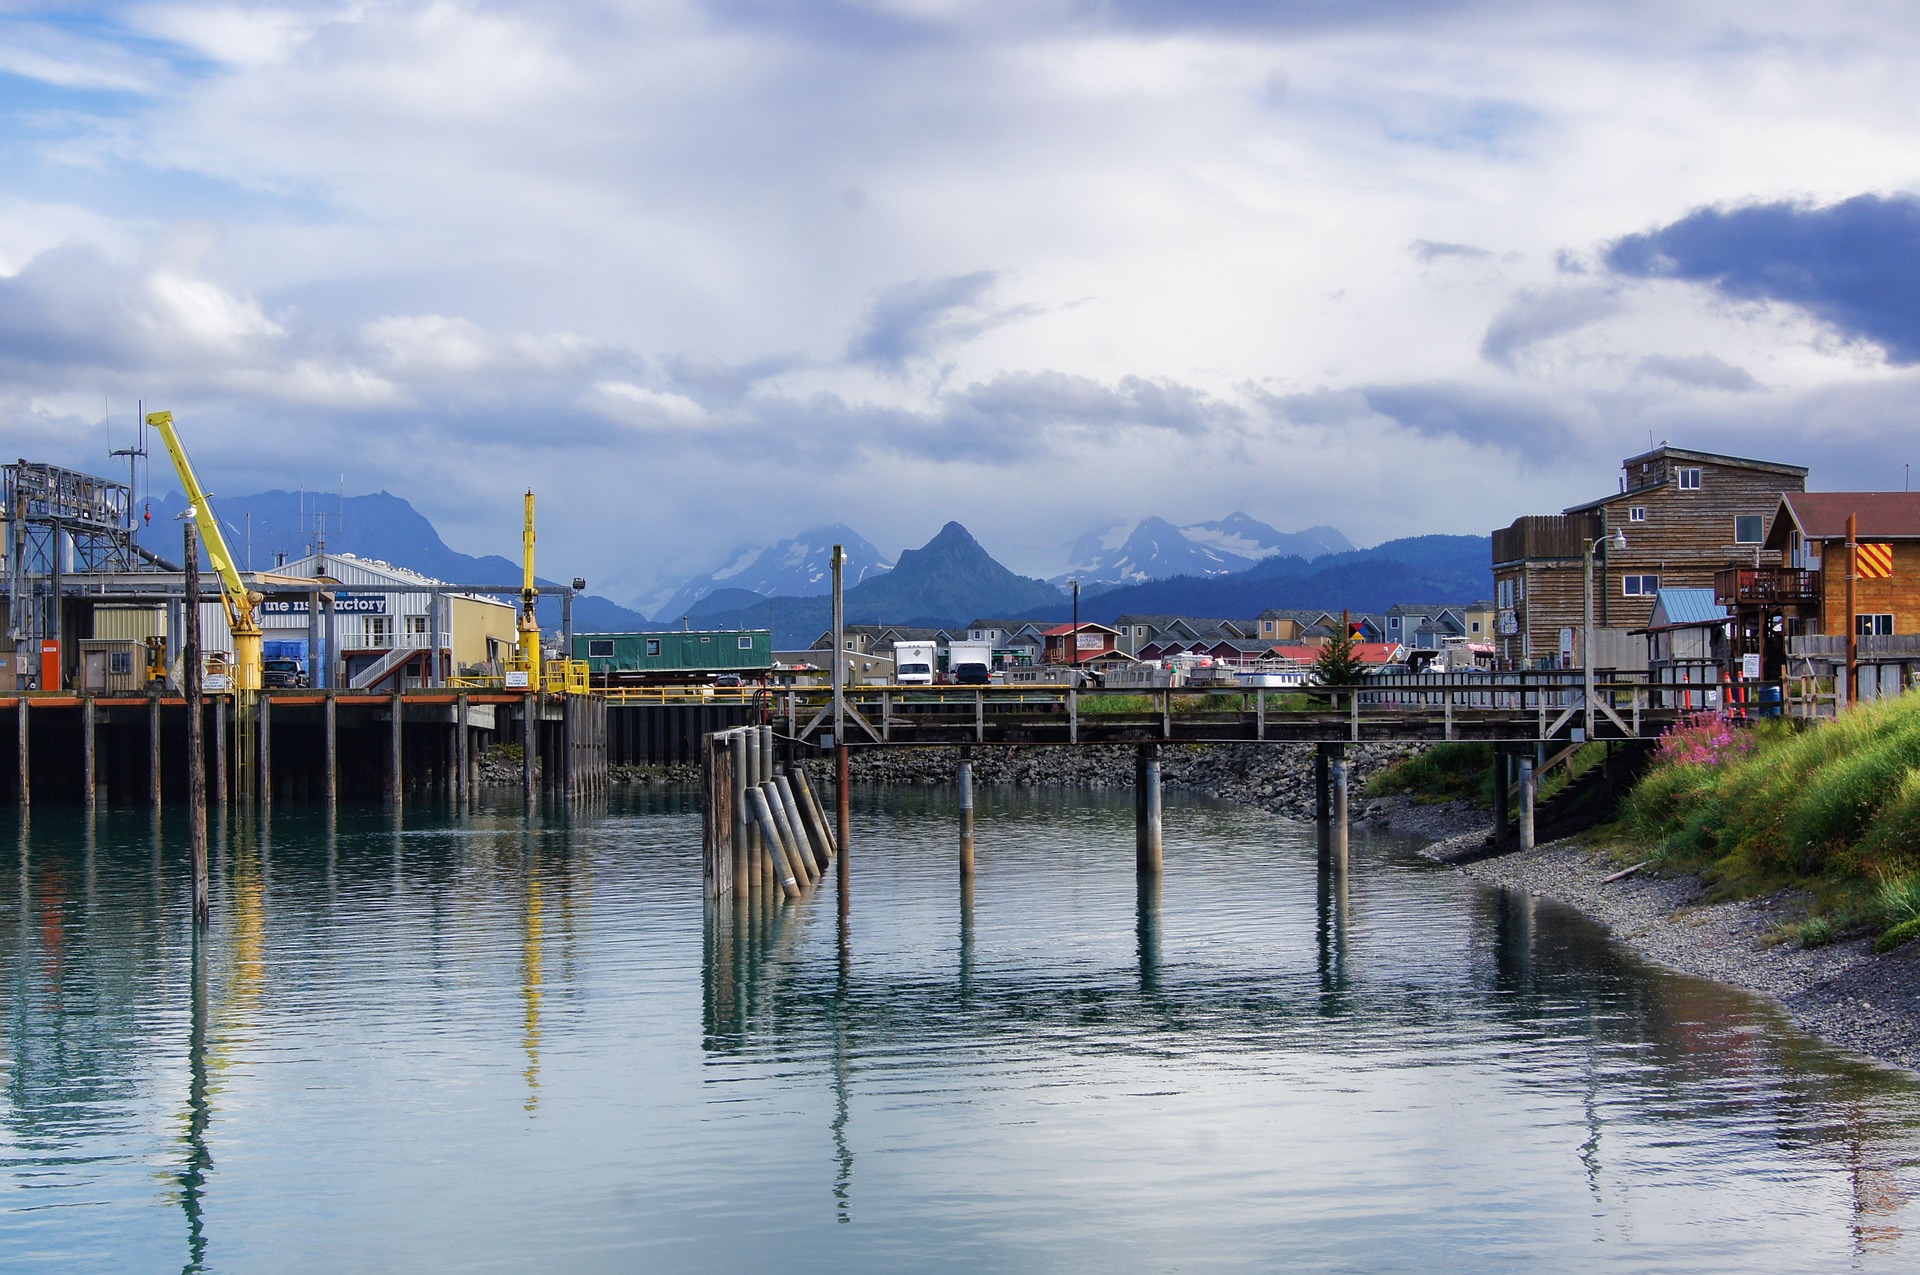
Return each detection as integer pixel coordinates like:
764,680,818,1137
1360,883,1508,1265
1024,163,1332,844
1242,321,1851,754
149,690,162,808
259,693,273,812
773,775,817,883
730,731,751,896
522,693,537,805
958,753,975,879
213,696,227,809
455,692,469,807
1331,754,1349,867
1139,743,1163,875
1314,743,1333,859
389,690,403,805
1518,757,1536,852
324,693,338,808
836,742,851,888
747,785,801,898
1846,511,1858,705
14,695,26,809
184,520,209,925
82,696,96,813
1492,745,1511,848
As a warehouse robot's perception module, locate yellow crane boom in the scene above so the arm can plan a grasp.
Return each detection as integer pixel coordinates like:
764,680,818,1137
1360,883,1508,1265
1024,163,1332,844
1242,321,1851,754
147,411,264,691
513,489,542,686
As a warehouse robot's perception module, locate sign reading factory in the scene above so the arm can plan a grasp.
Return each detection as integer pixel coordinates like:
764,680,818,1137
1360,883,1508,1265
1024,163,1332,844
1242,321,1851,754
260,593,388,623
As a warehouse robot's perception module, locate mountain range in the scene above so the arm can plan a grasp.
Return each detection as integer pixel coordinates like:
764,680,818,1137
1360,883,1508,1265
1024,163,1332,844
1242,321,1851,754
1053,514,1353,591
151,489,652,632
650,525,894,622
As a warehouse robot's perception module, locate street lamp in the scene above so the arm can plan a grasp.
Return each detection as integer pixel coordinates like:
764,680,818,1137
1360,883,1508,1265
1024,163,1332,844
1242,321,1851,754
1583,527,1627,740
1069,578,1080,678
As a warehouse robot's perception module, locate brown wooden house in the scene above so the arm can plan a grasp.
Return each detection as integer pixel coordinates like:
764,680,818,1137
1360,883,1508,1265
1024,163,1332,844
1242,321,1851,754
1492,445,1807,668
1762,492,1920,637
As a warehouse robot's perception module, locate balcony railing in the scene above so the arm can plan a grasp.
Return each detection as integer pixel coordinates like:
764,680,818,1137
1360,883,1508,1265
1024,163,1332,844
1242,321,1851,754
1715,567,1820,606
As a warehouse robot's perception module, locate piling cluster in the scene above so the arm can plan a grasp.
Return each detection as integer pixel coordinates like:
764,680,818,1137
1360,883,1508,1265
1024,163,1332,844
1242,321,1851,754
702,725,839,900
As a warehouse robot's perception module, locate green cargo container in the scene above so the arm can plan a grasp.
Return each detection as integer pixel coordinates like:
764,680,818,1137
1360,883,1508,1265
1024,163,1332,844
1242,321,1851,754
572,629,773,679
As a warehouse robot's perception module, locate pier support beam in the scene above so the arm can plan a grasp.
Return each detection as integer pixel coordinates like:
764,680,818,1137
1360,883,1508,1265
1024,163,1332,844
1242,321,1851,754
958,752,975,879
324,694,337,809
149,691,162,809
747,785,801,898
259,694,273,813
1314,743,1338,860
1330,753,1350,868
1491,746,1511,849
773,775,817,885
730,731,751,896
522,694,537,806
389,691,403,806
1136,743,1162,876
1518,757,1536,852
836,744,851,868
455,693,468,807
14,697,27,809
82,697,96,813
213,697,227,809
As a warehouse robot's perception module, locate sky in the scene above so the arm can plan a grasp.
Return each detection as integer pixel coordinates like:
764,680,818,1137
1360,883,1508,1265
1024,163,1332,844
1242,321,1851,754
4,1,1920,609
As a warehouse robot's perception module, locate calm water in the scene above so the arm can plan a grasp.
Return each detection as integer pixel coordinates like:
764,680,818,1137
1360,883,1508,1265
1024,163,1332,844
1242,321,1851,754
2,786,1918,1272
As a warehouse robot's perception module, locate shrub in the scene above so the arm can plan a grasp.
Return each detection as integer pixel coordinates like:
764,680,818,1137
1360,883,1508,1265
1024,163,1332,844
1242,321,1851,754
1364,742,1493,806
1877,875,1920,927
1799,916,1836,948
1655,711,1758,769
1874,917,1920,954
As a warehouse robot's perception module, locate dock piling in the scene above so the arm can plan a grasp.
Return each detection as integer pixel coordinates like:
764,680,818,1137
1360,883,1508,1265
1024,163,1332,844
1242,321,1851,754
747,785,801,898
521,694,537,806
958,753,975,879
1518,757,1536,852
1331,754,1350,867
730,731,751,896
148,691,161,809
323,694,337,809
1137,743,1162,876
260,694,273,813
455,693,468,807
14,695,27,809
388,691,403,806
82,697,95,814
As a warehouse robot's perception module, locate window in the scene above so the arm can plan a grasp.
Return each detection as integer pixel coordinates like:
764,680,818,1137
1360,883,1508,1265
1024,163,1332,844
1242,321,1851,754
588,639,615,658
1858,614,1895,637
1629,506,1647,522
369,617,393,646
700,635,710,643
1388,616,1400,630
737,636,752,649
1470,620,1482,634
405,614,428,638
645,639,661,656
1735,515,1764,544
1497,579,1514,609
1677,467,1702,490
1622,574,1661,596
109,651,132,675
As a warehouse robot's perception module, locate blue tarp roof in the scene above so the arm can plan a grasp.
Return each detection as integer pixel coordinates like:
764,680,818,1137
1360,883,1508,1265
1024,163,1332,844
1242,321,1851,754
1649,587,1726,628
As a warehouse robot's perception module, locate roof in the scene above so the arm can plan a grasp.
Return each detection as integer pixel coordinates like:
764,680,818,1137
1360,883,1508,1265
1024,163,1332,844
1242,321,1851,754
1644,587,1727,630
1386,602,1461,616
1267,641,1405,665
1766,492,1920,547
1041,621,1119,637
1620,444,1808,477
965,617,1048,630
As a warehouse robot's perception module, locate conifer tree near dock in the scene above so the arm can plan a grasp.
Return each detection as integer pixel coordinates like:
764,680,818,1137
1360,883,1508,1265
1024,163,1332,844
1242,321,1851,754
1310,616,1365,693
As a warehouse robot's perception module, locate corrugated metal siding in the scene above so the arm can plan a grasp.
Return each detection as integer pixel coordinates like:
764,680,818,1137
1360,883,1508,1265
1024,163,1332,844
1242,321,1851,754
94,607,165,641
573,630,773,674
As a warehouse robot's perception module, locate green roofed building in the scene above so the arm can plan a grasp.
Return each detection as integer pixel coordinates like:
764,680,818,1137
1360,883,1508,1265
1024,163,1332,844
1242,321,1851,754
572,629,773,681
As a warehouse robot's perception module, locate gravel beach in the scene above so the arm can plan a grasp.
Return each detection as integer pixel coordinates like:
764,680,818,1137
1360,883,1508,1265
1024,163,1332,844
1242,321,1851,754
1429,834,1920,1074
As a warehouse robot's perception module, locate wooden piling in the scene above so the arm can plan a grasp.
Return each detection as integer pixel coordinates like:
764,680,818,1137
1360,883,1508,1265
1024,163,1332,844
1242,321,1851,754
184,520,209,925
386,690,403,805
455,693,469,807
213,696,227,809
149,691,162,808
958,754,975,879
522,694,537,805
730,731,751,896
1314,743,1332,860
1518,757,1536,852
324,694,338,808
1138,743,1162,876
259,694,273,812
1491,745,1510,848
82,696,95,814
836,743,851,864
747,785,802,898
14,696,26,809
1331,755,1350,866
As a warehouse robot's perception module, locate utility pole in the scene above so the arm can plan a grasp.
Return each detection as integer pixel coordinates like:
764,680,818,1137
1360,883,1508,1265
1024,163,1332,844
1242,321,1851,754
184,519,209,926
1846,511,1858,704
831,544,849,858
1070,578,1080,679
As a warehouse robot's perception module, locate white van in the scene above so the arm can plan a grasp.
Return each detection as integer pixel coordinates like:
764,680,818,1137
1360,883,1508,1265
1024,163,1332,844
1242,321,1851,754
894,640,938,685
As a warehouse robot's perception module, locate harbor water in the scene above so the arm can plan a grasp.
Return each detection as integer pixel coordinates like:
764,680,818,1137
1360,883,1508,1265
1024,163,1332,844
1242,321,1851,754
3,785,1918,1271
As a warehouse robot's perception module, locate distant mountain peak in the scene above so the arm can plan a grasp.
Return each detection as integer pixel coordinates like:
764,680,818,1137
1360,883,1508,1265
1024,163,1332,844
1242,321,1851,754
647,524,893,621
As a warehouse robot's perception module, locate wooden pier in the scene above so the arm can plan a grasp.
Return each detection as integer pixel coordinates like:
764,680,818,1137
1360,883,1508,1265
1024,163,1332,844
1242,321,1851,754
0,688,607,808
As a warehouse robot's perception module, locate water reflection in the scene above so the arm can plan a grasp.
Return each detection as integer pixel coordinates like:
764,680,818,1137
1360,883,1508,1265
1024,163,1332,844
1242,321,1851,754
3,792,1920,1272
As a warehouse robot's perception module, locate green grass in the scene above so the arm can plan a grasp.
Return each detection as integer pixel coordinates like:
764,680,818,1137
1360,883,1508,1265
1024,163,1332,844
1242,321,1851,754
1079,691,1296,715
1621,694,1920,949
1364,742,1495,806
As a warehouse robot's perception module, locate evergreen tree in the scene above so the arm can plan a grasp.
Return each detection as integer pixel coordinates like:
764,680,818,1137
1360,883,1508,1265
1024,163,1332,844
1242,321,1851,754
1310,624,1366,691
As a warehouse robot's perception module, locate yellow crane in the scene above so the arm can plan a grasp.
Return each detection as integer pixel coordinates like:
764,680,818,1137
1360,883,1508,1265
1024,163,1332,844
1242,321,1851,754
147,411,264,691
510,489,542,687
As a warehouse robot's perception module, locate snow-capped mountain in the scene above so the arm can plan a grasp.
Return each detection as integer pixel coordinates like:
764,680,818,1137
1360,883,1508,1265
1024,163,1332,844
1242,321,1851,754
650,524,893,621
1053,513,1355,590
1178,512,1353,562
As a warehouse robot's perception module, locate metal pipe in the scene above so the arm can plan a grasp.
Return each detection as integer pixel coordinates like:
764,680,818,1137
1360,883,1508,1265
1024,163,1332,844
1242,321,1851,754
730,730,750,896
184,520,208,924
1331,756,1349,868
1140,747,1163,875
772,774,817,883
747,785,801,898
1519,757,1536,852
324,693,337,808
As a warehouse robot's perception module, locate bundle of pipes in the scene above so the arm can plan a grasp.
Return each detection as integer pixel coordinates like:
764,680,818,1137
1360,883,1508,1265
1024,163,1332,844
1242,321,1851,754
704,724,837,901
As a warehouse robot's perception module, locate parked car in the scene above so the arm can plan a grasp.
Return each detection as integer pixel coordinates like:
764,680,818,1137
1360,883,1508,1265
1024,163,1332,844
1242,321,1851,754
262,657,307,688
713,674,743,688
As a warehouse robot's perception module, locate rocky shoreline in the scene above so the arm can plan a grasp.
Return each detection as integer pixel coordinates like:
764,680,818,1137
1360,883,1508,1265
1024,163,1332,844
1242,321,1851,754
1419,829,1920,1075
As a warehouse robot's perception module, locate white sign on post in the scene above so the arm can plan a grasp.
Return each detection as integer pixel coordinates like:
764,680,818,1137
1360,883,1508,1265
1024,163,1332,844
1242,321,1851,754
504,670,530,689
1741,653,1762,679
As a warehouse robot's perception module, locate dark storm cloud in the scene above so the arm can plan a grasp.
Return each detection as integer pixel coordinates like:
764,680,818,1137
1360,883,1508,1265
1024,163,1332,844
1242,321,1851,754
1637,353,1761,393
1605,193,1920,364
1360,381,1582,459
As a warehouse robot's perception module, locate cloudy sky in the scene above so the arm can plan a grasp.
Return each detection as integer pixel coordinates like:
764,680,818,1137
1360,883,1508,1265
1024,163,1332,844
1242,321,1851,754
4,1,1920,606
